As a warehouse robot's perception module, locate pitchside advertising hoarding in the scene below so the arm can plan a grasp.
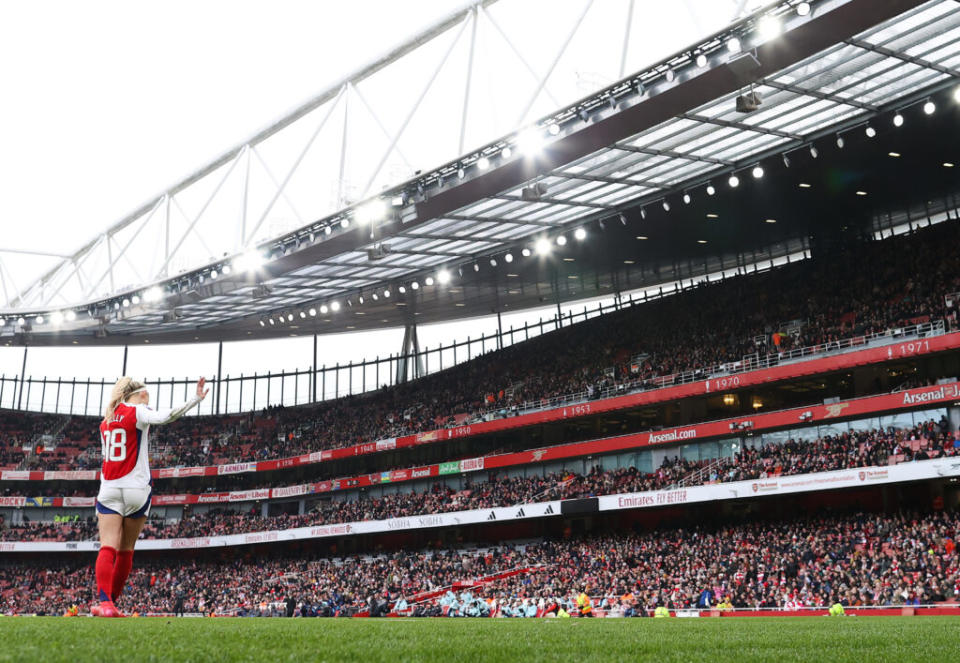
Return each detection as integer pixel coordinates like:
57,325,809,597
0,499,562,552
4,457,959,553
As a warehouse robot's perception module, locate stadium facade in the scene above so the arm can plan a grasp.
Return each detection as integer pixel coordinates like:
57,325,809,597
2,0,960,617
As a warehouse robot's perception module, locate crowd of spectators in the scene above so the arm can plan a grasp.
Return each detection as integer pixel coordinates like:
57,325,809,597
2,220,957,472
3,421,957,543
1,508,957,616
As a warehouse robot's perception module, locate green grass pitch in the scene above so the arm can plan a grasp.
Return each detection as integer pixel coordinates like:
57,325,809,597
0,616,957,663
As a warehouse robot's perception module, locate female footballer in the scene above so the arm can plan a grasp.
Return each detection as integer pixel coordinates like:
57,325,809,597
92,376,208,617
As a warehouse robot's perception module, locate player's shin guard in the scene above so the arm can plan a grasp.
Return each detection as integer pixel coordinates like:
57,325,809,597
112,550,134,601
95,546,117,603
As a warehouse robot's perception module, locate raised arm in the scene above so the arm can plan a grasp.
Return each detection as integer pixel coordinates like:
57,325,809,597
135,378,209,428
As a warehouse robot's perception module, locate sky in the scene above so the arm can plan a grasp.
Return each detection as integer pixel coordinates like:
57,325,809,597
0,0,750,409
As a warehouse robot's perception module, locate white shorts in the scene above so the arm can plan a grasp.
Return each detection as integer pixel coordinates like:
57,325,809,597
96,485,152,518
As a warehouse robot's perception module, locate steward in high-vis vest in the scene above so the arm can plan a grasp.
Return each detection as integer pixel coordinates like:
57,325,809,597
576,591,593,617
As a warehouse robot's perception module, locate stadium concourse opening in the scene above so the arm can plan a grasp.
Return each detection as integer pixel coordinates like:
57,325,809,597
3,2,960,652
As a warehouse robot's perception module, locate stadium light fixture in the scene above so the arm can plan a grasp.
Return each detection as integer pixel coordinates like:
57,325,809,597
437,269,451,284
489,258,497,267
259,319,266,327
51,311,64,325
320,305,329,314
556,235,567,246
65,310,76,322
954,85,960,103
945,162,955,168
535,238,551,255
457,168,465,179
210,269,218,279
728,174,740,188
706,183,716,196
398,285,406,294
640,207,647,219
477,156,490,170
751,164,764,179
356,199,387,224
504,252,514,262
372,292,380,301
132,295,141,305
411,281,419,290
234,251,266,272
341,218,350,228
682,193,691,204
923,99,936,115
144,286,163,303
796,2,810,16
324,226,333,235
235,251,265,272
835,134,844,149
501,146,512,159
268,318,275,326
893,113,904,127
425,277,435,286
696,54,707,67
309,307,317,316
726,38,741,53
517,128,543,156
383,289,391,298
782,153,791,168
122,299,130,308
286,313,294,322
758,15,781,39
473,263,480,272
299,310,307,319
548,123,560,136
809,145,819,158
331,301,341,311
864,125,876,138
358,295,364,304
16,317,25,326
662,200,671,211
521,248,532,257
574,227,586,241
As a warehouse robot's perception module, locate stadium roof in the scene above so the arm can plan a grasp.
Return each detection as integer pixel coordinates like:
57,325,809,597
2,0,959,346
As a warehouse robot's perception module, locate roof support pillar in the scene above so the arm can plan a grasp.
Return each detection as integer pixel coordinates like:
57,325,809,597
396,323,424,385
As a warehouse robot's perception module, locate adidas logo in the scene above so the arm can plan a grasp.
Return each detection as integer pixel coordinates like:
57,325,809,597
487,511,497,521
544,505,555,515
515,508,525,518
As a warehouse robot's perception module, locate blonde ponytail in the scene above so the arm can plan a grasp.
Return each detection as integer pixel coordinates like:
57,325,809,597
103,377,145,423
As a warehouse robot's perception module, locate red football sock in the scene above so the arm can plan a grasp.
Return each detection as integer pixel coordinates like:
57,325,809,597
95,546,117,603
112,550,134,601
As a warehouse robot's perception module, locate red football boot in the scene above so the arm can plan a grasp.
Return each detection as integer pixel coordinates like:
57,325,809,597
95,600,125,618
